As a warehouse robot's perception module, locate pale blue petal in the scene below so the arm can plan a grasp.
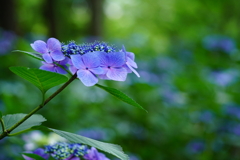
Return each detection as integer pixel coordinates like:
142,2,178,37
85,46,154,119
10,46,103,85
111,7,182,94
127,57,137,68
123,64,132,73
106,67,127,81
30,40,47,54
47,38,61,51
42,53,53,63
59,57,69,65
77,70,98,86
82,51,102,68
126,63,140,77
70,55,85,69
98,74,110,80
89,67,105,75
69,65,78,74
126,52,135,61
51,50,65,61
99,52,109,66
107,52,126,67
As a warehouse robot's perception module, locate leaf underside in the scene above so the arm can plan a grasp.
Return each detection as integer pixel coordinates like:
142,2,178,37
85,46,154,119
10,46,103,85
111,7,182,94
50,128,129,160
0,113,46,134
96,84,147,112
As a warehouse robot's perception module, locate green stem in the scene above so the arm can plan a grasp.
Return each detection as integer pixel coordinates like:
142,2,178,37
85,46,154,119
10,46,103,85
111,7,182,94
0,118,5,133
0,74,77,140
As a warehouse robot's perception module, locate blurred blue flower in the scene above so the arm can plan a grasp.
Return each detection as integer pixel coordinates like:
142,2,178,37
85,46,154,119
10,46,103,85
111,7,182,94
203,35,236,53
22,148,49,160
199,110,214,123
231,124,240,136
0,29,16,55
78,128,112,141
209,69,238,87
224,104,240,119
186,140,205,154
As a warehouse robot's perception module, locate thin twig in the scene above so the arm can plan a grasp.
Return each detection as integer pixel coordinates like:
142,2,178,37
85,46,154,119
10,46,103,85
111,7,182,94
0,74,77,140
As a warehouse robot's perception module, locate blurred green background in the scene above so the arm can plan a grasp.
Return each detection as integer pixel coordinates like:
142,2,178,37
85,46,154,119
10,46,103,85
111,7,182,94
1,0,240,159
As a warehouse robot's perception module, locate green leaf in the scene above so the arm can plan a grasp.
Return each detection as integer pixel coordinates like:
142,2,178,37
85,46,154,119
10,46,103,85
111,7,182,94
96,84,147,112
0,114,46,135
0,111,2,119
50,128,129,160
9,66,68,94
22,153,46,160
13,50,43,61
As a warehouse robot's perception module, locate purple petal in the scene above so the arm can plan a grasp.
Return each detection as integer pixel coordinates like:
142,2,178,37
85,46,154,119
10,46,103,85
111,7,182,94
70,55,85,69
126,63,140,77
106,67,127,81
47,38,62,51
121,45,126,52
98,74,111,80
89,67,105,75
100,52,126,67
123,64,132,73
59,57,69,65
55,66,67,74
69,65,78,74
42,53,53,63
30,40,47,54
82,51,101,68
126,52,135,61
127,57,137,68
40,63,55,72
108,52,126,67
51,50,65,61
77,70,98,86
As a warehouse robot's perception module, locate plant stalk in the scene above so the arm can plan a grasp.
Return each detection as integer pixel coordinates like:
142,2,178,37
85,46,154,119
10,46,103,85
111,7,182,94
0,74,77,140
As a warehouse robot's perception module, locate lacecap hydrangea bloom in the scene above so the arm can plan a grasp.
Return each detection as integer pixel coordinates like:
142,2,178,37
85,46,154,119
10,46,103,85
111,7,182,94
23,142,110,160
31,38,140,87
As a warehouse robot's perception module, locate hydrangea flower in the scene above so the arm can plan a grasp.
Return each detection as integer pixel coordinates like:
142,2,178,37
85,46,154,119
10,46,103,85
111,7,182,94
84,147,110,160
23,142,110,160
22,148,49,160
31,38,140,86
31,38,65,63
70,52,104,86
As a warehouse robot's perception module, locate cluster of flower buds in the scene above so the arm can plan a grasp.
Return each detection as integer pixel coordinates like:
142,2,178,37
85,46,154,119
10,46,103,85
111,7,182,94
23,142,110,160
31,38,140,86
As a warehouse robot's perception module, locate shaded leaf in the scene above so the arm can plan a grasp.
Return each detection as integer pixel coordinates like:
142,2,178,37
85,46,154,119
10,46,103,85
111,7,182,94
96,84,147,112
13,50,43,61
22,153,46,160
10,66,68,94
0,114,46,134
0,111,2,119
50,128,129,160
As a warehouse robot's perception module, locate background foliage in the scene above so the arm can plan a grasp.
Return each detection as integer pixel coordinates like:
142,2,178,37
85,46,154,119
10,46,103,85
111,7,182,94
1,0,240,159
